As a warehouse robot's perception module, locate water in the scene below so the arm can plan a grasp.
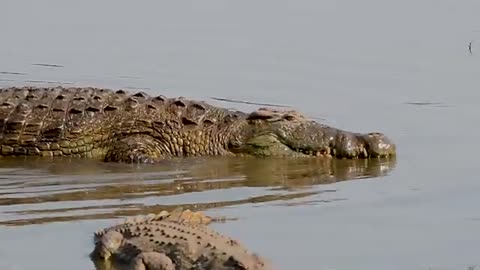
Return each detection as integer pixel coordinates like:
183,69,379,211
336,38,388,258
1,0,480,269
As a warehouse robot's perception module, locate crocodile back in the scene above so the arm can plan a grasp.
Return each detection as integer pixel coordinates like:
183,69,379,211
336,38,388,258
0,86,243,157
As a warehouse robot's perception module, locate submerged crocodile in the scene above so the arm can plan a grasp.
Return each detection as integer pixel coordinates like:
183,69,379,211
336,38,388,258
0,86,396,163
91,208,273,270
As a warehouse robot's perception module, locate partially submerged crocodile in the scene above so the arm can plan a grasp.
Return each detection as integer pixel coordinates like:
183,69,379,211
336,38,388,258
0,86,396,163
91,208,273,270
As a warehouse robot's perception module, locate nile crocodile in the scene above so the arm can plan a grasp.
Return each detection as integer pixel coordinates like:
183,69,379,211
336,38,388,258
91,208,273,270
0,86,396,163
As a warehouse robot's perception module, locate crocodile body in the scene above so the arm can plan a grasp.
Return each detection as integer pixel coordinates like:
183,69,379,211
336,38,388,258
91,208,273,270
0,86,396,162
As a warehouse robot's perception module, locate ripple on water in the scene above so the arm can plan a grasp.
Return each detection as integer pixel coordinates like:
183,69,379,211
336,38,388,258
0,156,396,226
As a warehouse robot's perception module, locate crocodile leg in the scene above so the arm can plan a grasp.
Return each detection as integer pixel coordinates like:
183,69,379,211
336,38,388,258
131,252,175,270
104,135,165,163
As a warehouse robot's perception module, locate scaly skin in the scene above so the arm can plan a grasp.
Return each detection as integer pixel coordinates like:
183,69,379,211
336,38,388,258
0,86,396,163
91,208,273,270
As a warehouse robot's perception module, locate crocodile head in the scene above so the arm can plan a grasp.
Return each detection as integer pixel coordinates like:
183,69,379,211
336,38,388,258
229,108,396,159
91,230,124,260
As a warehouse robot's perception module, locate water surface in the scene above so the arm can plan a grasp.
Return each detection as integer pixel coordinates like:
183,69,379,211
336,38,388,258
1,0,480,269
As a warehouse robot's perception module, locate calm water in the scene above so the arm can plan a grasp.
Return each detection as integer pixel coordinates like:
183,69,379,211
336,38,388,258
1,0,480,269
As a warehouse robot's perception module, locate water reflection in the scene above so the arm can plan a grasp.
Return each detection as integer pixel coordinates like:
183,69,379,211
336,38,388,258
0,156,396,226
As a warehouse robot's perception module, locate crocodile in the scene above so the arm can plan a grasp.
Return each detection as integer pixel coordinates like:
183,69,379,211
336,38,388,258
91,208,273,270
0,86,396,163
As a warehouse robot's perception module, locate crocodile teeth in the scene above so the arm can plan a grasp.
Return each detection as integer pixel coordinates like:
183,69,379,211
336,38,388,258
362,148,368,158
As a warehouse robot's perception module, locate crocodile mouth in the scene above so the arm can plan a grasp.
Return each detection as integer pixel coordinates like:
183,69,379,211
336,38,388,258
284,132,396,159
284,145,333,157
232,134,334,158
235,133,394,159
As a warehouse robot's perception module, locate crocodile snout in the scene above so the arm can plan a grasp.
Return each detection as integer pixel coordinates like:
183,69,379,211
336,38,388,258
362,132,396,157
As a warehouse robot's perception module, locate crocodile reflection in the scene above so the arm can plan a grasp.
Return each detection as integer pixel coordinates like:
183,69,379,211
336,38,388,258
0,156,396,226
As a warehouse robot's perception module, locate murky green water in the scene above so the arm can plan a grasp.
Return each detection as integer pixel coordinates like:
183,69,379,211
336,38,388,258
2,0,480,269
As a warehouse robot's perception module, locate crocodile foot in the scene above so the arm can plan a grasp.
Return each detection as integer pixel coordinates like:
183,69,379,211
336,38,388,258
105,135,164,163
132,252,175,270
